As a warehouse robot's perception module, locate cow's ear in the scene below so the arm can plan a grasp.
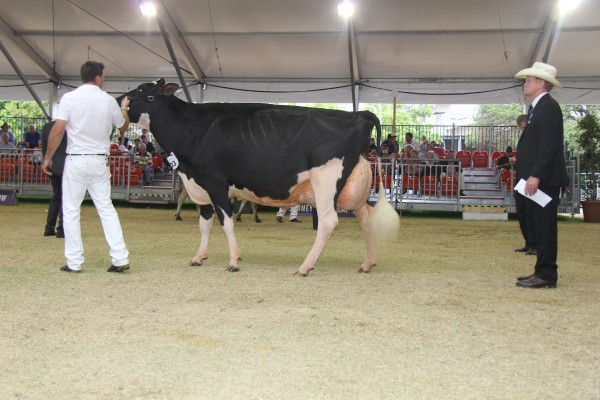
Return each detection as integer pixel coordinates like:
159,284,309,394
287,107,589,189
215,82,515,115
161,83,179,96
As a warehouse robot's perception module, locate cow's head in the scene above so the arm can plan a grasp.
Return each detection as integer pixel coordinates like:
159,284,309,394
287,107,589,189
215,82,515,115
116,78,180,125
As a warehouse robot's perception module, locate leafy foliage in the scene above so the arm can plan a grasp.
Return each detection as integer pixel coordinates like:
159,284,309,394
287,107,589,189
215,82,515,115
574,111,600,200
473,104,525,126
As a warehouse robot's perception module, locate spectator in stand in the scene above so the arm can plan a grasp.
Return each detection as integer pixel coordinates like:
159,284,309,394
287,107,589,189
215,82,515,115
496,146,514,171
513,114,536,256
116,130,130,150
42,121,67,238
1,122,15,144
402,144,414,159
368,137,377,153
140,130,155,155
381,134,399,160
419,135,428,153
405,148,422,176
276,206,301,223
423,150,440,177
130,138,141,157
24,124,42,148
401,132,419,150
133,143,153,186
440,150,466,196
419,143,438,160
0,132,16,151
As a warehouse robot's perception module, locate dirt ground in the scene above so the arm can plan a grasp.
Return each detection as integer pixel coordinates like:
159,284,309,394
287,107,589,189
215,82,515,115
1,202,599,399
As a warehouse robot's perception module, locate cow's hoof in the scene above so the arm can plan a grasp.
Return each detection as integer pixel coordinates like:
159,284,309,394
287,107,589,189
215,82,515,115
226,265,240,272
357,267,371,273
175,215,182,221
294,268,314,277
190,261,202,267
235,216,242,222
254,218,262,223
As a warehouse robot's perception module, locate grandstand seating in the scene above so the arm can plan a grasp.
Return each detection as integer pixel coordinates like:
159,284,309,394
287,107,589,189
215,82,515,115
455,150,471,168
401,175,420,193
491,151,505,165
472,150,488,168
440,175,458,196
420,175,438,196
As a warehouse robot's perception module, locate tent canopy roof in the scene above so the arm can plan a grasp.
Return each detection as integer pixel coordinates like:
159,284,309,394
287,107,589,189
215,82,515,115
1,0,599,105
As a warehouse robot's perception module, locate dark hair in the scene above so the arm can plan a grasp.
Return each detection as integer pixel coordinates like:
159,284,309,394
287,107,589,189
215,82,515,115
516,114,528,126
405,132,413,138
80,61,105,83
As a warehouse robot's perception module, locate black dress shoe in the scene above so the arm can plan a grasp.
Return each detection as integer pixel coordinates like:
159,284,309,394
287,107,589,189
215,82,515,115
60,265,81,273
525,248,537,256
516,276,556,288
289,218,301,223
44,230,56,237
514,246,529,252
107,264,130,273
516,273,534,281
56,231,65,238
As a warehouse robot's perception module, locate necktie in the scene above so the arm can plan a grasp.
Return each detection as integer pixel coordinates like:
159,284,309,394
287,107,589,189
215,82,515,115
527,104,533,123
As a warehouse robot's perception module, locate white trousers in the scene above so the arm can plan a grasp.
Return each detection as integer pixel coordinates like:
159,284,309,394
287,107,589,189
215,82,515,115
62,155,129,270
277,205,299,220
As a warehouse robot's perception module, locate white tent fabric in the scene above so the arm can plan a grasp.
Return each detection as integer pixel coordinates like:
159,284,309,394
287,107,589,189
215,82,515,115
1,0,599,105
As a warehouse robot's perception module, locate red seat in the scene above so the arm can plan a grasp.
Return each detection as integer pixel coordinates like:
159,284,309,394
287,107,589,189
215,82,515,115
440,176,458,196
492,151,505,164
433,147,445,158
0,158,15,180
472,150,488,168
455,150,471,169
420,175,438,196
374,174,393,190
501,169,516,191
22,163,36,183
402,175,420,190
152,155,163,171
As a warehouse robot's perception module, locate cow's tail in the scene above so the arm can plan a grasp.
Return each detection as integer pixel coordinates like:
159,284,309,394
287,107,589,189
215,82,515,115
369,157,400,246
369,111,382,155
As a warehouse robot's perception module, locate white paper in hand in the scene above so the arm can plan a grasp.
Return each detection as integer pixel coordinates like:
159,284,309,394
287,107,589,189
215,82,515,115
514,179,552,207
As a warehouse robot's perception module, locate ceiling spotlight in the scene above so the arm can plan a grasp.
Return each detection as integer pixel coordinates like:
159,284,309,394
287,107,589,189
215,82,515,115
337,0,354,18
139,1,157,16
558,0,581,14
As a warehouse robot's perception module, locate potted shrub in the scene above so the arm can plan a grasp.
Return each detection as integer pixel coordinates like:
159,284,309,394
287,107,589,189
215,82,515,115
575,111,600,222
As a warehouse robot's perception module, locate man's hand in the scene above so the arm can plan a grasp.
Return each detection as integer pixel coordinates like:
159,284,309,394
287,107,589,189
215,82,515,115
525,176,540,196
120,96,130,110
42,158,53,176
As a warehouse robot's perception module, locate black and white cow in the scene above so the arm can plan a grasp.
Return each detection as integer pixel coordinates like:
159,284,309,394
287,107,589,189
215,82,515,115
118,79,399,276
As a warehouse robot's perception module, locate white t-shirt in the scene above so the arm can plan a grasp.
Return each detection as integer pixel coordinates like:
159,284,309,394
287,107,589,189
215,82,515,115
55,84,125,154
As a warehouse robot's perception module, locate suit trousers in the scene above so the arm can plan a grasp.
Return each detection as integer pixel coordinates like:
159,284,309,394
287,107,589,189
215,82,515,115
514,191,536,250
526,186,560,282
62,155,129,270
45,174,63,233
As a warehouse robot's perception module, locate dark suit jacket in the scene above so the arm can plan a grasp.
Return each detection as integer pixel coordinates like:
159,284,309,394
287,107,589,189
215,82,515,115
41,121,67,177
516,93,568,189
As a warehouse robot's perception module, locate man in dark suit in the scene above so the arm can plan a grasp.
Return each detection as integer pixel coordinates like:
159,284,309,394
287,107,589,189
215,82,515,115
42,121,67,238
513,62,568,288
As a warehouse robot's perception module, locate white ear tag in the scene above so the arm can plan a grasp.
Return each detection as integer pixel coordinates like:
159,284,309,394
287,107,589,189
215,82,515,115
167,152,179,170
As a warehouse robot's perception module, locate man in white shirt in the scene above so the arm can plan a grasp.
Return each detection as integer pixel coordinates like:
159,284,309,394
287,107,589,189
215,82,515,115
43,60,132,273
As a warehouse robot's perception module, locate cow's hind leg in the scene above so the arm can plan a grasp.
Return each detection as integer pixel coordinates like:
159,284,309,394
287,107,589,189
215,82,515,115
251,202,261,223
354,203,376,272
190,205,214,266
295,160,343,276
212,195,242,272
235,199,247,222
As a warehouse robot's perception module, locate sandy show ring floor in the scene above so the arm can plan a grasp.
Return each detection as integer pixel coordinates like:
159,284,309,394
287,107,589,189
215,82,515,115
1,202,599,399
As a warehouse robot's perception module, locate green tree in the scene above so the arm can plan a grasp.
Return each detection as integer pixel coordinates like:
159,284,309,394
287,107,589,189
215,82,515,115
473,104,525,126
0,101,49,120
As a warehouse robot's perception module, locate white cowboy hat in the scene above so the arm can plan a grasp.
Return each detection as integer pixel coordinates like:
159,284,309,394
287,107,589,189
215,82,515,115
515,62,562,88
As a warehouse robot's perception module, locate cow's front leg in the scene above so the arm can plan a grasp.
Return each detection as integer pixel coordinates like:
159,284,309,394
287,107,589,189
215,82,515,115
214,200,241,272
190,205,214,266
